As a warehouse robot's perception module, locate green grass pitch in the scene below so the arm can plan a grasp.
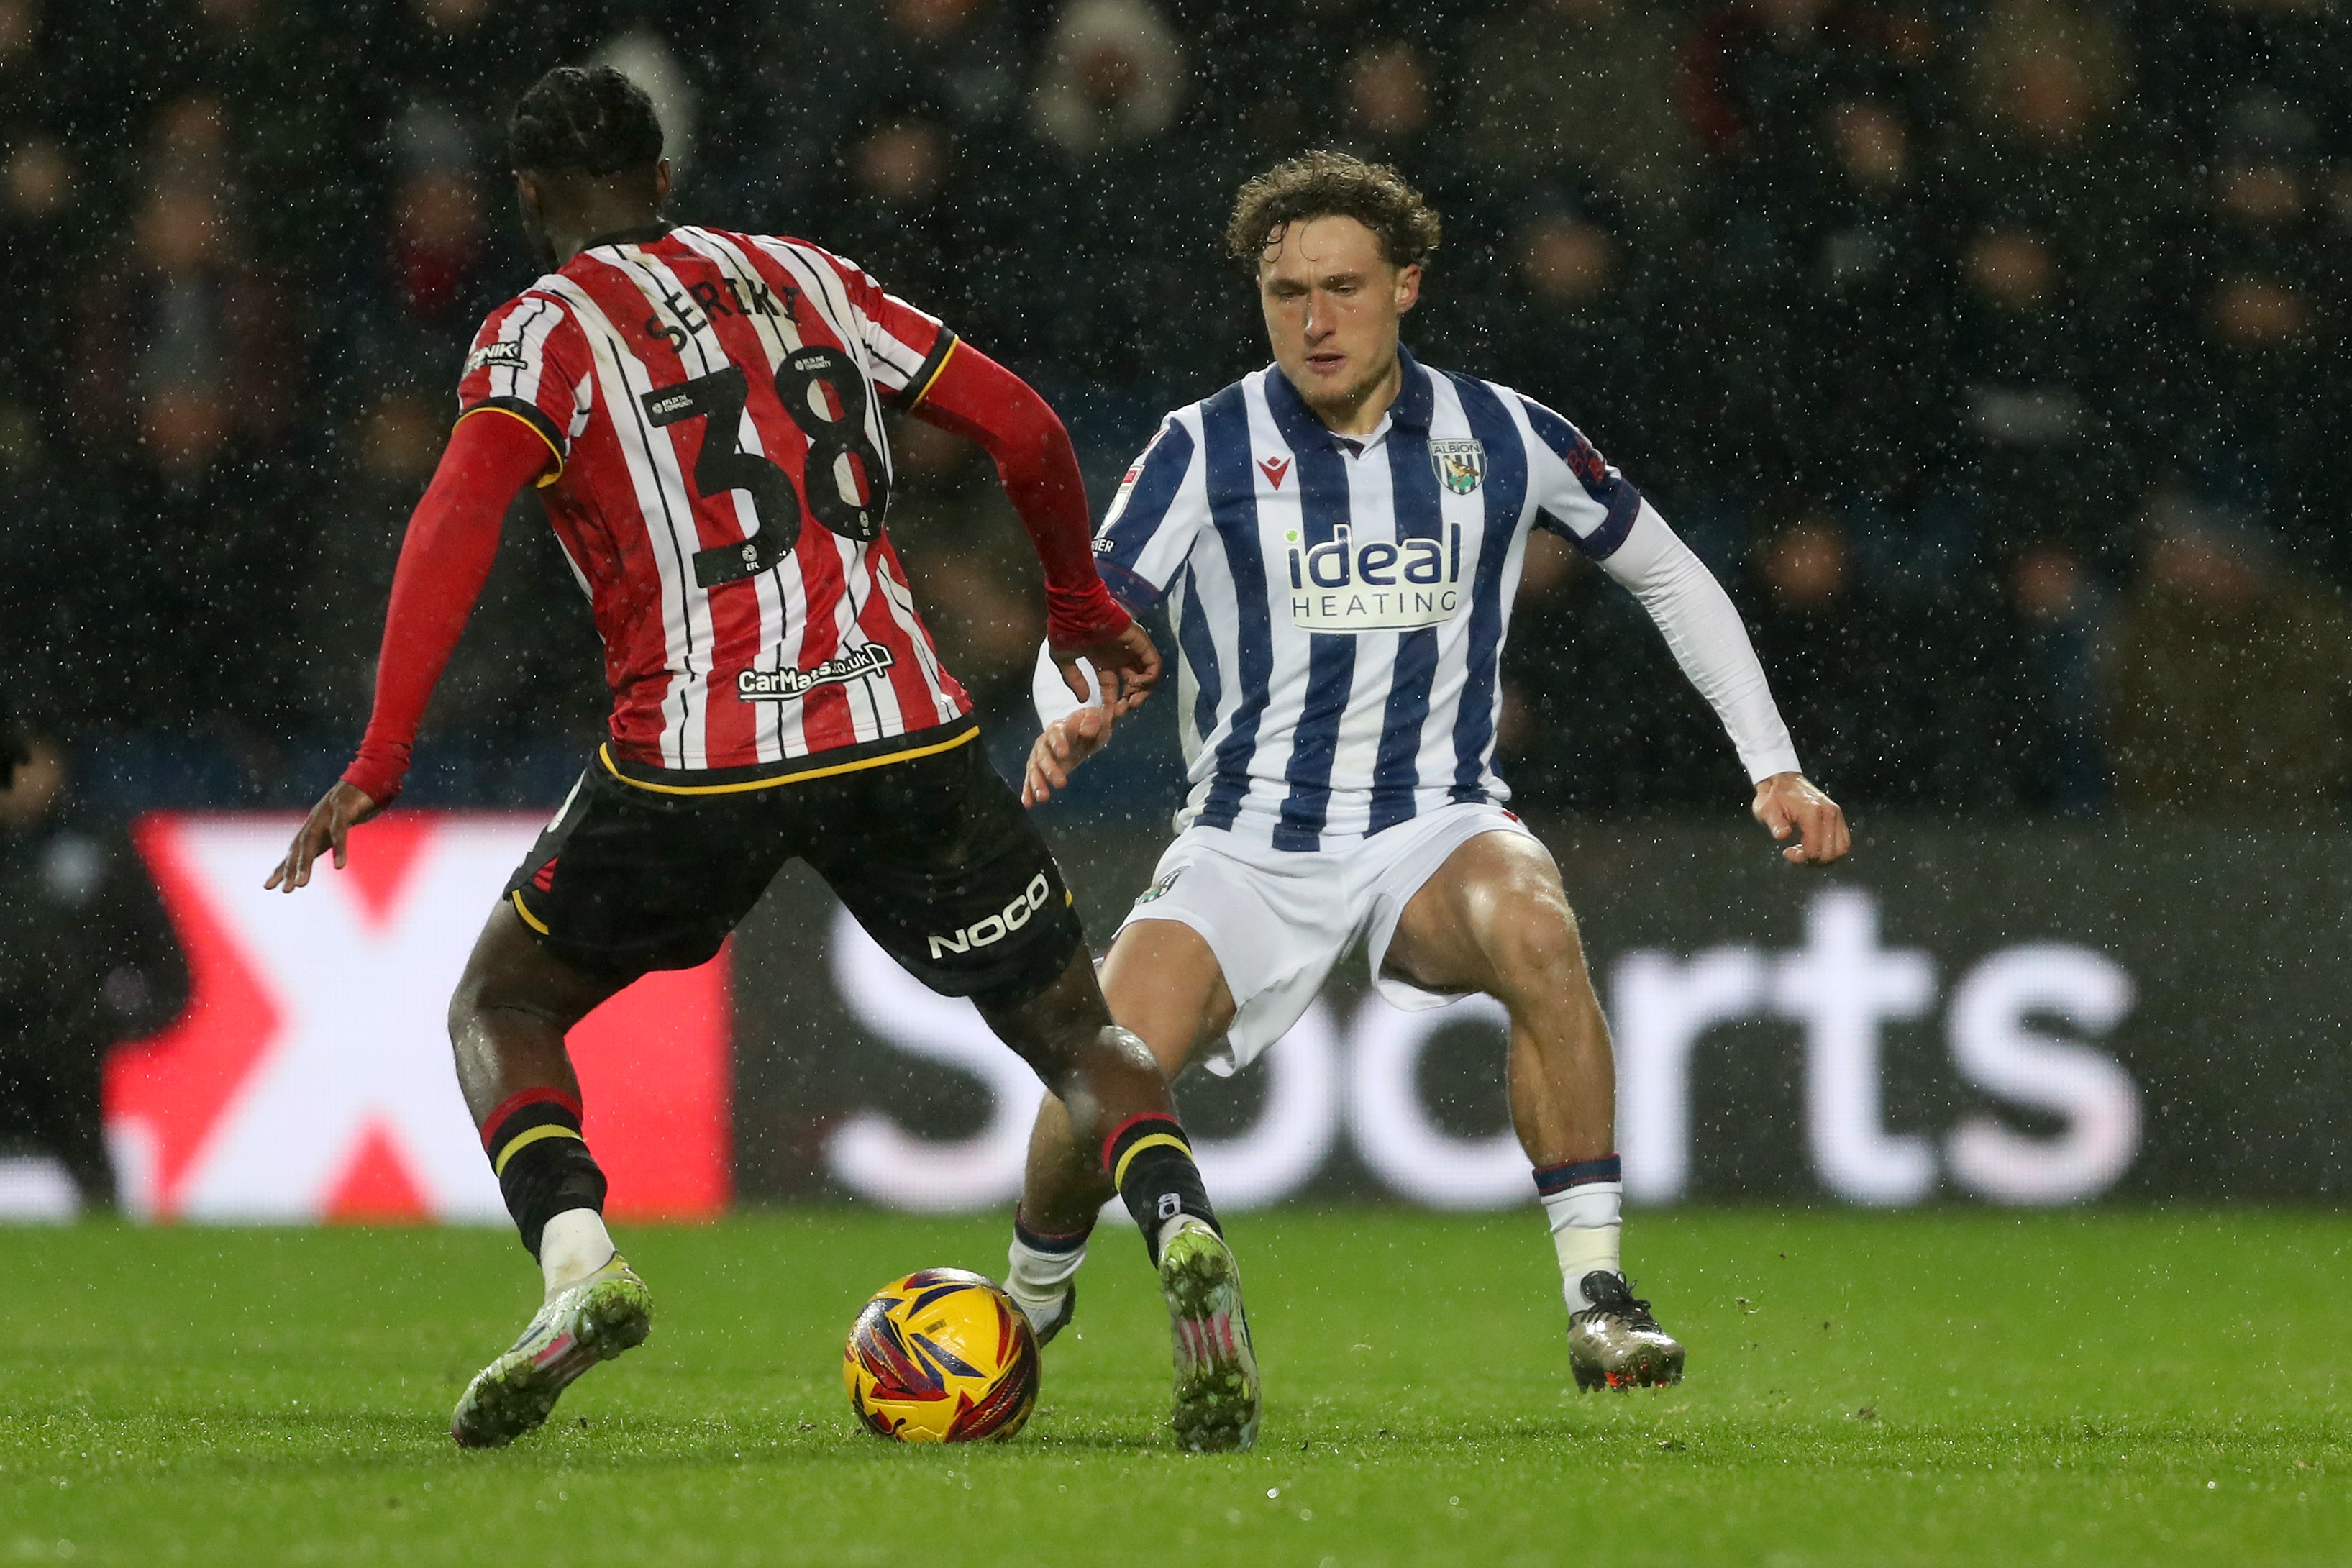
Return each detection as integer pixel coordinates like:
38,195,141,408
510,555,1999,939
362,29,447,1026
1,1208,2343,1565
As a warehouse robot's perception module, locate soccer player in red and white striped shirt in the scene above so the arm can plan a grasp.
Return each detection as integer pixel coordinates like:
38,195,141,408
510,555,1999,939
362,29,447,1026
267,65,1259,1454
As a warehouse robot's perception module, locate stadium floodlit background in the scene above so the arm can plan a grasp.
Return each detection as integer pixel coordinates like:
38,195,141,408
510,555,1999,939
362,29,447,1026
6,0,2347,818
2,4,2348,1564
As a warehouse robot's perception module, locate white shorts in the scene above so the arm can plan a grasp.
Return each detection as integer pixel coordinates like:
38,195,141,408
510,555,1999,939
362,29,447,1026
1116,802,1538,1075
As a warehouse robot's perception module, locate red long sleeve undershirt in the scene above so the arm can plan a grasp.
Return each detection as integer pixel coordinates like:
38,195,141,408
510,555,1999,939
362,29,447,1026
340,410,547,803
341,346,1123,806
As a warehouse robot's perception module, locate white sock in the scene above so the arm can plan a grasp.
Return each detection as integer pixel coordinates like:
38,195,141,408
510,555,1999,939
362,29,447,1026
1543,1182,1623,1314
1006,1226,1088,1329
1154,1211,1208,1259
539,1208,616,1297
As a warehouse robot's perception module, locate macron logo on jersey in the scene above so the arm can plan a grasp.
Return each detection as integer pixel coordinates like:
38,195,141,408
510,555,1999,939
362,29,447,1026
1283,522,1465,634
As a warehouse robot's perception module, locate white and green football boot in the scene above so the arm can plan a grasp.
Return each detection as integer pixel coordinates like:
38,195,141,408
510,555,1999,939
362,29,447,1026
450,1253,652,1449
1567,1270,1685,1392
1157,1220,1260,1452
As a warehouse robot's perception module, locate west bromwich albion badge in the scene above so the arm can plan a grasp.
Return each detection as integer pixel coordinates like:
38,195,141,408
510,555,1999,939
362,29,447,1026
1136,866,1184,904
1431,438,1485,495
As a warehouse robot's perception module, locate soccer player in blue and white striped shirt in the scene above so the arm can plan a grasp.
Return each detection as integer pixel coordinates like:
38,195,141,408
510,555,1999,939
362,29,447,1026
1007,152,1849,1392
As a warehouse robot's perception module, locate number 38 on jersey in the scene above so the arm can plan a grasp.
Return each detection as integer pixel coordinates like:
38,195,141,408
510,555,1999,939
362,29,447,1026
640,344,892,588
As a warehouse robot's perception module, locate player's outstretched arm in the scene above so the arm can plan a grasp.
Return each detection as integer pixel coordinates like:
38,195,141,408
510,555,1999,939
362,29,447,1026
1587,500,1850,867
911,342,1159,712
265,409,550,890
1751,772,1850,865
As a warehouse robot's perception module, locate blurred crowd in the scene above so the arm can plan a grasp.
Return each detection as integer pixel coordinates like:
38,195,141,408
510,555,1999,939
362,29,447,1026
3,0,2349,820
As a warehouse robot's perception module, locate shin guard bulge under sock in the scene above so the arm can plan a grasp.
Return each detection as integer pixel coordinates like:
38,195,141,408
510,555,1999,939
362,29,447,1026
480,1088,608,1260
1103,1113,1218,1264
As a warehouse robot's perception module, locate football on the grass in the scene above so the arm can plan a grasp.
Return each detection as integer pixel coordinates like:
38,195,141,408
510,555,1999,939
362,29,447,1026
844,1269,1041,1442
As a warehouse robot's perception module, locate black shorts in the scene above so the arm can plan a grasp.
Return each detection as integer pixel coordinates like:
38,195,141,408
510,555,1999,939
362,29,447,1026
502,719,1083,1006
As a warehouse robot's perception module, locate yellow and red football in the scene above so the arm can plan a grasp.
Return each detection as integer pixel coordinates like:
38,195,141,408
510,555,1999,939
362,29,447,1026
843,1268,1041,1443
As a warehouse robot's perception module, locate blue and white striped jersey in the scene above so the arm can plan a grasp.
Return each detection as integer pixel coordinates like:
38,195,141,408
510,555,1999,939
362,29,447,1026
1088,347,1678,850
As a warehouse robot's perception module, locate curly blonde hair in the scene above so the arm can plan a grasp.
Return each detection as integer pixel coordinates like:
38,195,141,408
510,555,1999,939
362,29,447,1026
1226,150,1441,272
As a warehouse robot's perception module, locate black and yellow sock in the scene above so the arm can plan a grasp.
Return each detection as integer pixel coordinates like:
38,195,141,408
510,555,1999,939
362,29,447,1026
480,1088,608,1259
1103,1113,1219,1264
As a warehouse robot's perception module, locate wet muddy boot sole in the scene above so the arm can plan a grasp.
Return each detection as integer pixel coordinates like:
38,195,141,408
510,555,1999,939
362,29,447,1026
1158,1223,1261,1453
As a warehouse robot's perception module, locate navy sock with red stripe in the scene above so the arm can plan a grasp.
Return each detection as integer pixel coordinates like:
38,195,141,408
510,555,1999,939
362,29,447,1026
1103,1113,1218,1265
480,1088,608,1260
1533,1153,1622,1198
1013,1211,1095,1258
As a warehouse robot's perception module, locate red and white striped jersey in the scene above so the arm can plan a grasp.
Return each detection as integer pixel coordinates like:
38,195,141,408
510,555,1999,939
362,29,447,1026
456,223,972,773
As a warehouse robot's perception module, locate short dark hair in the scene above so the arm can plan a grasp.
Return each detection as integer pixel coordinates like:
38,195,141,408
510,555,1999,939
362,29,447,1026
1226,150,1441,272
507,65,663,178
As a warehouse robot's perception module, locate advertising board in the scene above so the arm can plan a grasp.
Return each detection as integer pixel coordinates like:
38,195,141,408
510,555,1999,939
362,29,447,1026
99,814,729,1223
729,820,2352,1209
17,813,2336,1223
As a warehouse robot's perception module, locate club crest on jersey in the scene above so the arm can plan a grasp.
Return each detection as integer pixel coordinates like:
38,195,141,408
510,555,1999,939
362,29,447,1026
1431,438,1485,495
737,644,895,701
1134,865,1185,905
1283,524,1465,634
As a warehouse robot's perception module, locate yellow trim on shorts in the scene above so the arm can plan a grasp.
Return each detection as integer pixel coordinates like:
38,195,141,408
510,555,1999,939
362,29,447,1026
457,404,566,488
597,725,978,796
1112,1132,1192,1191
493,1123,584,1176
903,336,959,411
510,889,551,934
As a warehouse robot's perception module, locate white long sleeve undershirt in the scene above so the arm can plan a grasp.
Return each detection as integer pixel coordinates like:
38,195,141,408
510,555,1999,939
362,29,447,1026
1032,642,1095,727
1598,501,1802,784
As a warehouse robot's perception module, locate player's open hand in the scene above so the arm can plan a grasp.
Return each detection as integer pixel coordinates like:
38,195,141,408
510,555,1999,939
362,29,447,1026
1751,772,1849,865
1022,706,1116,808
265,781,383,892
1052,622,1160,716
